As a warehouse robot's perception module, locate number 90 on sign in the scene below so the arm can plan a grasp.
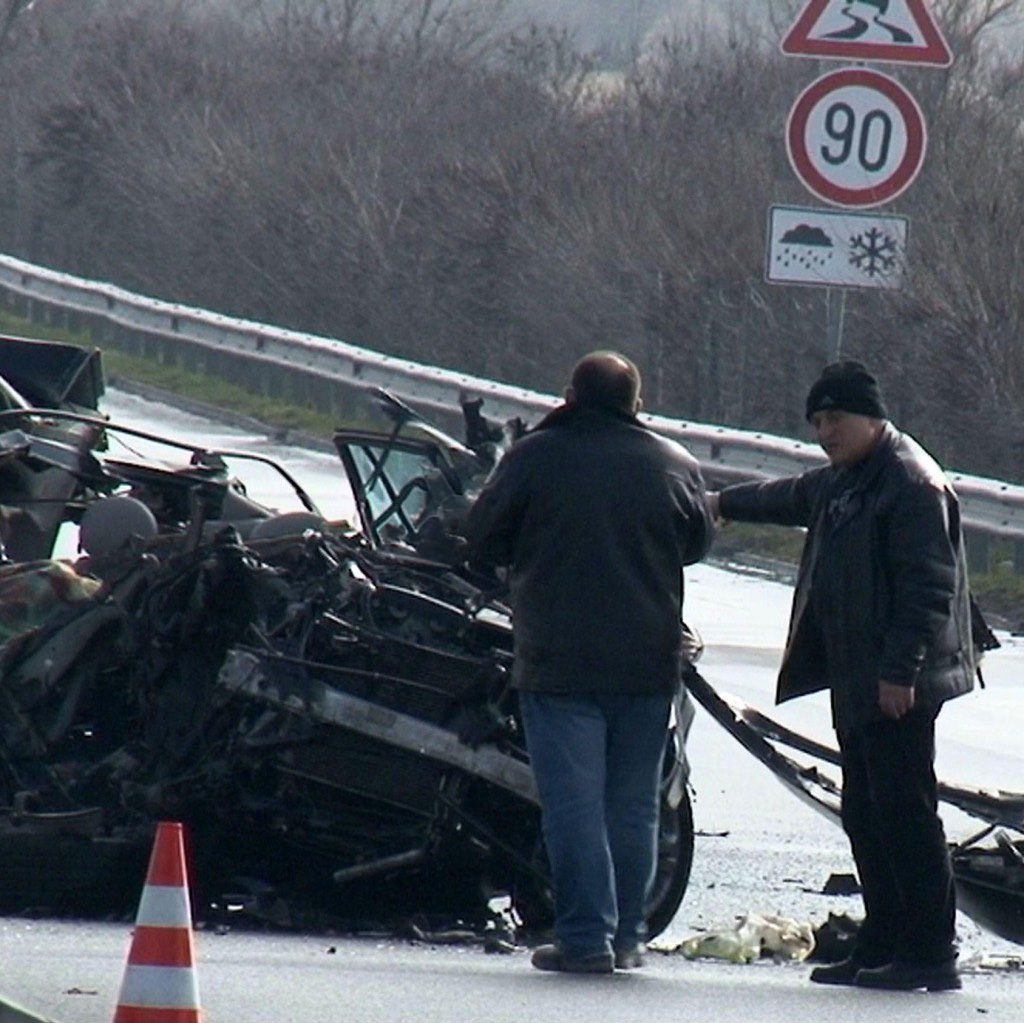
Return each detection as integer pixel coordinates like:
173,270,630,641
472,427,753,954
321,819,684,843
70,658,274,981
786,68,927,209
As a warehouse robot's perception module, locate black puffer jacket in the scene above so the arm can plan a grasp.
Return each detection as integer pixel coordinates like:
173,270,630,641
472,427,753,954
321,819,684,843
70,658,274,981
466,404,713,695
719,424,974,732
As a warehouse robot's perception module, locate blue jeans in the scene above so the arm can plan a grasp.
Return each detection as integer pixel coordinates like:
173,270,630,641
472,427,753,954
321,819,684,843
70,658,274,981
518,690,672,958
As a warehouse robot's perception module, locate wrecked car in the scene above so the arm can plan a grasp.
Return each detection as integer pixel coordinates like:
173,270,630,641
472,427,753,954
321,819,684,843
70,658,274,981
0,340,694,936
2,335,1022,949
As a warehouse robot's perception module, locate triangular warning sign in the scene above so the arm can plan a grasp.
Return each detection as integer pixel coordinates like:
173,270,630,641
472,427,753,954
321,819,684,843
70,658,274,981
782,0,953,67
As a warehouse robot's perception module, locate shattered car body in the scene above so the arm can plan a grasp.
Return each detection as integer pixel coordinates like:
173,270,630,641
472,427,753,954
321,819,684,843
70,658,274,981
0,344,694,935
0,336,106,562
2,335,1022,948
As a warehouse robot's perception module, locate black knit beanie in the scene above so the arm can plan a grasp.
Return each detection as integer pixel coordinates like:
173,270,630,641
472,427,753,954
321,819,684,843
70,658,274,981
805,360,888,422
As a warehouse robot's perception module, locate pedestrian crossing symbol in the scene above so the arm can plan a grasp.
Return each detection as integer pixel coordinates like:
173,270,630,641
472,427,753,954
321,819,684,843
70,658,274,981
781,0,953,67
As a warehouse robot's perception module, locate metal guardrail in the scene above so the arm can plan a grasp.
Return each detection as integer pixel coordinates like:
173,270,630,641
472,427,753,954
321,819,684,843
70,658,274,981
1,252,1023,541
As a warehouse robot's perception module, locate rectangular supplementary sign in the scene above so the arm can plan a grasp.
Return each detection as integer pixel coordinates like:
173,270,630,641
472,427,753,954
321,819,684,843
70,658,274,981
765,204,909,290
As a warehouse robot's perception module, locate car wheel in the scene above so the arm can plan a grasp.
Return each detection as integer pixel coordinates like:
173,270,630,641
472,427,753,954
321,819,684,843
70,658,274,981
510,785,695,940
645,786,695,939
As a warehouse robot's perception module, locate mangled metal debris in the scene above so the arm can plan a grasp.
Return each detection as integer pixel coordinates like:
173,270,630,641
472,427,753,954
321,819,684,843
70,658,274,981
1,334,1022,949
0,339,693,936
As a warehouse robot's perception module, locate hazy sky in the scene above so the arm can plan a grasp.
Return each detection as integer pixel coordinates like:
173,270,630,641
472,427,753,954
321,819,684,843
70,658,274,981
222,3,1019,59
505,1,1020,59
508,0,757,52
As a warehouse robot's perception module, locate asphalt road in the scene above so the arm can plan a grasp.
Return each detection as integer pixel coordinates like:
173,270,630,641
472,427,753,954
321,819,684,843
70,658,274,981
3,918,1024,1023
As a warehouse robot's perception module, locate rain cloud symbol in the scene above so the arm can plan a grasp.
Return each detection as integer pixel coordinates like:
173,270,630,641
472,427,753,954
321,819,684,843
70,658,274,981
775,224,835,272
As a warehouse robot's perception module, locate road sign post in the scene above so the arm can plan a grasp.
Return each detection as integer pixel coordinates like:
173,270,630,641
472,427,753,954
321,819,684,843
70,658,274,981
826,288,846,362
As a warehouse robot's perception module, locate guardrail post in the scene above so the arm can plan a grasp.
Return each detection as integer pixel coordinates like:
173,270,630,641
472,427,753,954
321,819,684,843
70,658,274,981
1,289,27,318
965,529,990,576
1014,540,1024,576
87,312,110,345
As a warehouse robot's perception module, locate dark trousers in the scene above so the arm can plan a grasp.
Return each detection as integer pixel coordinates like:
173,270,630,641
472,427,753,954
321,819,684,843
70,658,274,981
838,703,957,966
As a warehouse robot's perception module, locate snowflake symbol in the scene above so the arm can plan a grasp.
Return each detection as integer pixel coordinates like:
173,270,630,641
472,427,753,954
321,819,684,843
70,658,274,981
848,228,899,278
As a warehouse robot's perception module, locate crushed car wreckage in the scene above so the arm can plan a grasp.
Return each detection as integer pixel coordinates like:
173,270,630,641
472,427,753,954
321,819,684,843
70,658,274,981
0,337,694,936
1,335,1022,948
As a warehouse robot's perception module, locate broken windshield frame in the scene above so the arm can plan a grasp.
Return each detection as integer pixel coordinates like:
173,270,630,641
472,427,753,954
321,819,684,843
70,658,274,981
335,430,491,551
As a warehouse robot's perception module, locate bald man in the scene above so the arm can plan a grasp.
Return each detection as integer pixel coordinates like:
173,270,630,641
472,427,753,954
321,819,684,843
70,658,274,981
467,351,713,973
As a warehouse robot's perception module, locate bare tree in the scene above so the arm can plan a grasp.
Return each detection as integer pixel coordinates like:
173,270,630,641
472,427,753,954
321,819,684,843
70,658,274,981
2,0,1024,477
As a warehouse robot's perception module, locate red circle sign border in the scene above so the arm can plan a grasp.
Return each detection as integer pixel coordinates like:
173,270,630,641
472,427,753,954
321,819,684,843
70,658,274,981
786,68,927,209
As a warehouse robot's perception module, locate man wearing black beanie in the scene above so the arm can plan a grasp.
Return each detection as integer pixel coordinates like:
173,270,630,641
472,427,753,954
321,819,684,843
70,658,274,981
708,359,974,993
804,360,888,423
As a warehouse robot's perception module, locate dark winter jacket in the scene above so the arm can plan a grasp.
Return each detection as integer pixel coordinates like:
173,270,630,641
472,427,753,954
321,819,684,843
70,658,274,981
465,403,713,695
718,423,974,733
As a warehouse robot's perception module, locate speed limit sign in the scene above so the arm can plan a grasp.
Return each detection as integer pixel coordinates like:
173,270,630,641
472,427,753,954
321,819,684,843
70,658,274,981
786,68,927,209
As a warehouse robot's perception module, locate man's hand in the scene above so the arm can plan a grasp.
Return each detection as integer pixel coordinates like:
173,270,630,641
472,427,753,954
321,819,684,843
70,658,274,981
878,680,915,719
707,491,722,522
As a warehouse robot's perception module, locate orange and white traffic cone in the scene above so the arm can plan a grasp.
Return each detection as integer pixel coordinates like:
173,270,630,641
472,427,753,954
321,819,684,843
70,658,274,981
113,821,202,1023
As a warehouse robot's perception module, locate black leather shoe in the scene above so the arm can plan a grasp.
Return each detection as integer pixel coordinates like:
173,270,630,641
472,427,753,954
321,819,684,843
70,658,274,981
614,943,646,969
809,957,871,986
531,944,614,974
855,960,961,992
